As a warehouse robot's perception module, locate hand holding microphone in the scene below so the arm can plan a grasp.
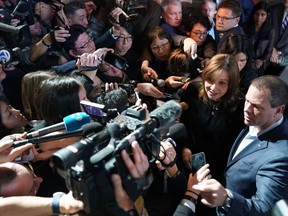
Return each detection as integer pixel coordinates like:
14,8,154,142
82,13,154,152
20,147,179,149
13,122,99,148
148,74,165,88
135,83,165,99
141,62,158,81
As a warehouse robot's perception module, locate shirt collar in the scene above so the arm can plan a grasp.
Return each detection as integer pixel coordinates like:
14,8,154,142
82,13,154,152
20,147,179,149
250,115,284,136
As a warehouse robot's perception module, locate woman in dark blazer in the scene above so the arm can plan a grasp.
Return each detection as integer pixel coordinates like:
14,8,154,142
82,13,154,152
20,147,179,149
242,1,275,76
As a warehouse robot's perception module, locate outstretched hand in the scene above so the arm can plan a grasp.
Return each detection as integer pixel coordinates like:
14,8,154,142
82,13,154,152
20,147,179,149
192,178,227,208
0,138,35,163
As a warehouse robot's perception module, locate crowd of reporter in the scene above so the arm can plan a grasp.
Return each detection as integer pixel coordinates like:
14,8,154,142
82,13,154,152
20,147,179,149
0,0,288,215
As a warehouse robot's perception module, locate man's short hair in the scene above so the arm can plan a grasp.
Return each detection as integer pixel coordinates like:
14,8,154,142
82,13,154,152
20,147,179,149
62,24,87,52
218,0,242,17
63,1,86,18
161,0,182,12
0,167,17,196
200,0,216,8
251,75,288,108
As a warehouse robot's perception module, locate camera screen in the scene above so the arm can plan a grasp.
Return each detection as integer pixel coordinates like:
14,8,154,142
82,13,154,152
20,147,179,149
104,52,128,71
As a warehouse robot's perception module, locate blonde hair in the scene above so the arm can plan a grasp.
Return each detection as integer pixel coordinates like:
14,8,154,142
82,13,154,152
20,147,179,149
21,70,55,120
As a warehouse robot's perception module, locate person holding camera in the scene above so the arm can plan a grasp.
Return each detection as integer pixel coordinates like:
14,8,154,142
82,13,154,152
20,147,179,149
0,136,84,216
0,160,84,216
112,140,211,216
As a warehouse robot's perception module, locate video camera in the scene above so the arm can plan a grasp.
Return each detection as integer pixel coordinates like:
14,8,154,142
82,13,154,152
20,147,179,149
0,0,34,25
0,0,33,67
51,100,182,215
0,23,31,67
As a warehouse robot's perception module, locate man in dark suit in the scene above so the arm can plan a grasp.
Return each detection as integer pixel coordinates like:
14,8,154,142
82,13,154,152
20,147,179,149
192,75,288,216
200,0,218,41
268,0,288,75
215,0,245,53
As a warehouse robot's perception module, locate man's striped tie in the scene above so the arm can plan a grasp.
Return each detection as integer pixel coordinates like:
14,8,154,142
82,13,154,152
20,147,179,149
282,14,288,35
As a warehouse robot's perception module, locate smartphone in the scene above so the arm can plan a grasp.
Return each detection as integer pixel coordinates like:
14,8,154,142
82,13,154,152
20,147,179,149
80,100,106,117
191,152,206,173
104,52,128,71
180,77,191,83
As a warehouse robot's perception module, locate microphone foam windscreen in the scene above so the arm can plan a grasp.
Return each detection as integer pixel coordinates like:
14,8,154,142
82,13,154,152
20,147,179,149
64,112,91,131
168,123,186,139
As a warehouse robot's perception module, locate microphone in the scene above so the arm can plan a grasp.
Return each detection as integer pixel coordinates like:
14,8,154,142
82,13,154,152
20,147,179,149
13,122,99,148
114,100,182,154
148,74,165,88
94,88,129,113
27,112,91,139
166,123,186,140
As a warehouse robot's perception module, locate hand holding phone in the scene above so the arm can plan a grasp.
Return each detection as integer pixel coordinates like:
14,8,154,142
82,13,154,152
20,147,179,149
104,52,128,71
180,77,191,83
191,152,206,173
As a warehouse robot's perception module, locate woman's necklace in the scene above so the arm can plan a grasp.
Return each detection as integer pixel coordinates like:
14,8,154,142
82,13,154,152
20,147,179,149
211,101,221,115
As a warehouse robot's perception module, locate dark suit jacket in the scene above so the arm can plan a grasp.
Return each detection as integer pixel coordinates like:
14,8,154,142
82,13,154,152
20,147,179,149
216,25,245,53
218,118,288,216
269,3,288,56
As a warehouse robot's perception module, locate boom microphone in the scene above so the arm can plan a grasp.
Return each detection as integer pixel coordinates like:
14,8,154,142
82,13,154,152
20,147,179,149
26,112,91,139
13,122,99,148
113,100,182,154
52,122,110,171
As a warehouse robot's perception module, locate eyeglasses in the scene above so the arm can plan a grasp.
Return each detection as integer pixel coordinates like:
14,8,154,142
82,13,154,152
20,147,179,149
215,15,237,21
192,31,208,37
117,35,133,42
75,37,93,50
151,41,170,52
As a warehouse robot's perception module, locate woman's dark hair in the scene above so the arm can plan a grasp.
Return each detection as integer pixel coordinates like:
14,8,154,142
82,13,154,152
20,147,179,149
38,76,83,125
224,34,254,71
0,94,12,138
252,1,270,14
168,48,199,79
243,1,270,35
146,26,173,53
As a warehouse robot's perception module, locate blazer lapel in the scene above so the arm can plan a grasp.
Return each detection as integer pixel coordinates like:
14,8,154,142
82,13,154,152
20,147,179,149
227,127,249,162
226,132,268,169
